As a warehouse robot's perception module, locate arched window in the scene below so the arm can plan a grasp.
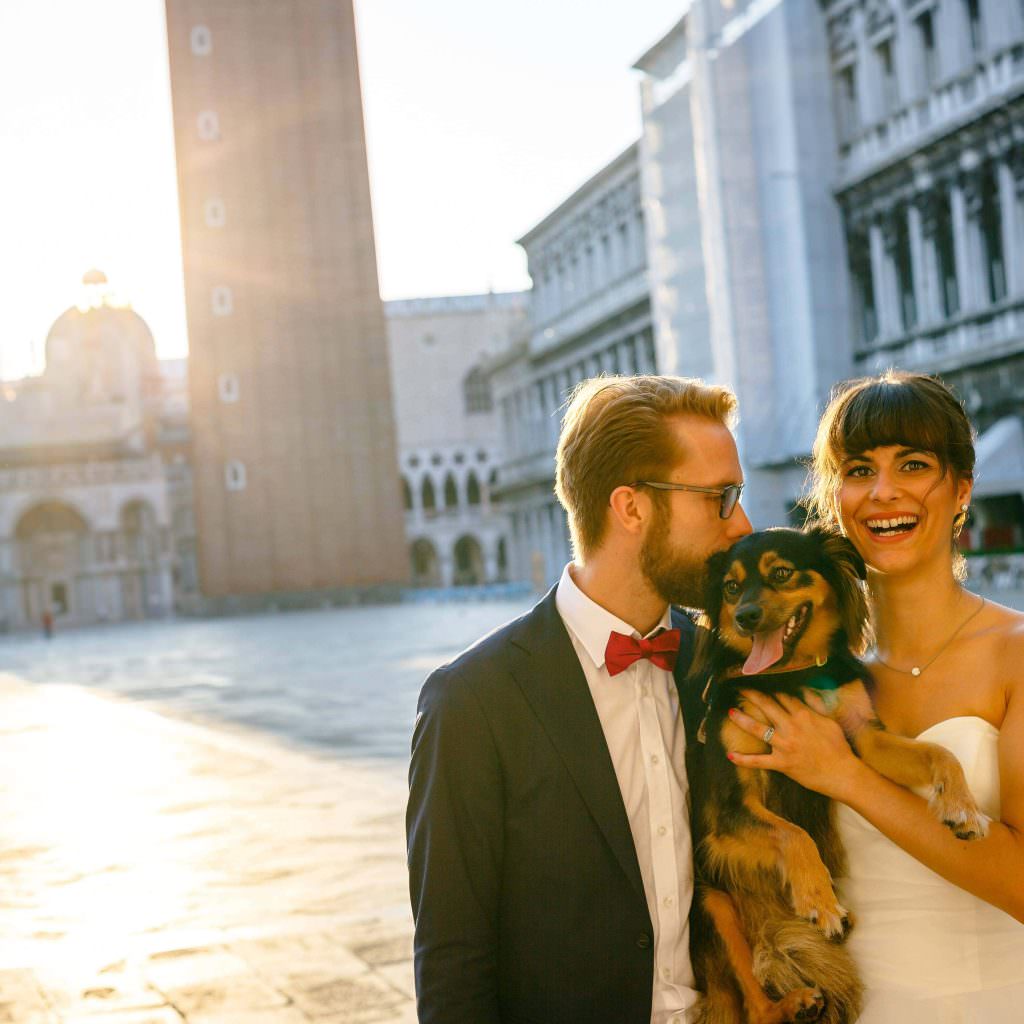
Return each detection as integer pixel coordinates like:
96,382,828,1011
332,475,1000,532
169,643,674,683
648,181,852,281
453,535,484,586
463,365,493,413
421,477,436,513
402,476,413,511
444,473,459,509
466,471,481,506
497,537,508,581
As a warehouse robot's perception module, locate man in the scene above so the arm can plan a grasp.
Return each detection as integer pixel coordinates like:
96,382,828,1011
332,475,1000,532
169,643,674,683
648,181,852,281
407,375,752,1023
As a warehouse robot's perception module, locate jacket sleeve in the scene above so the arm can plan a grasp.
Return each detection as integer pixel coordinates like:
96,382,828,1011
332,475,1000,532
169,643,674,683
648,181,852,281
406,665,504,1023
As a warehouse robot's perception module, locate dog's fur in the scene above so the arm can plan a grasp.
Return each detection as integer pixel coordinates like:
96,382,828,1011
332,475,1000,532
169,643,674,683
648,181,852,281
687,527,989,1024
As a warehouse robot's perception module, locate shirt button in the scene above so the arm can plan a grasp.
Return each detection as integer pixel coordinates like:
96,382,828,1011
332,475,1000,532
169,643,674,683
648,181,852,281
650,754,660,765
662,966,671,979
663,895,674,907
640,684,650,697
658,825,667,836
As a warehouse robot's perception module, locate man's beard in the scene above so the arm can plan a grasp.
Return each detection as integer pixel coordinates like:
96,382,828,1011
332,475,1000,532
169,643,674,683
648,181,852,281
639,507,707,608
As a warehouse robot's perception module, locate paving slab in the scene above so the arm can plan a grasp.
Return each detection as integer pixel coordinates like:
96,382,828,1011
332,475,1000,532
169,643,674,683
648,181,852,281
0,673,416,1023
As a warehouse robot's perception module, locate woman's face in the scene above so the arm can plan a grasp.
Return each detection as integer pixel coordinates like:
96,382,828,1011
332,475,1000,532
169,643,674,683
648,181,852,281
836,444,972,576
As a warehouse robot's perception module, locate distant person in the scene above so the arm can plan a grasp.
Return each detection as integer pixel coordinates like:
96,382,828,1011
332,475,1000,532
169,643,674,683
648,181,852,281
41,608,54,639
406,375,752,1023
728,371,1024,1022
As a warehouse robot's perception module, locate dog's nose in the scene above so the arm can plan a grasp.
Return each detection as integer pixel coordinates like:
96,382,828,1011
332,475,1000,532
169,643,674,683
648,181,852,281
735,604,764,631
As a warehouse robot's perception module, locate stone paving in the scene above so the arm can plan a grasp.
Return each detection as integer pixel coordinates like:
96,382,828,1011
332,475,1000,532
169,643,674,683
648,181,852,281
0,599,533,1024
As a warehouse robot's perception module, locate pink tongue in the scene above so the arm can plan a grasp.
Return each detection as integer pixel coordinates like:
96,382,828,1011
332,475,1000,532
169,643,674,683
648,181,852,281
742,625,786,675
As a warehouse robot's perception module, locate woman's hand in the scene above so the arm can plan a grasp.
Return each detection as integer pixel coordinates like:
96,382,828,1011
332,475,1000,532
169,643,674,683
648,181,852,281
727,690,867,801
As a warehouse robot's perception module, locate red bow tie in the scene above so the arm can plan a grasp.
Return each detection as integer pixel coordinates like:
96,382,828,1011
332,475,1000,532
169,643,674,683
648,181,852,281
604,628,681,677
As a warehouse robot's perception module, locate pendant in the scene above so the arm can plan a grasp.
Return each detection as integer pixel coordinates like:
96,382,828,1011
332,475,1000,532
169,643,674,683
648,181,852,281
911,666,921,677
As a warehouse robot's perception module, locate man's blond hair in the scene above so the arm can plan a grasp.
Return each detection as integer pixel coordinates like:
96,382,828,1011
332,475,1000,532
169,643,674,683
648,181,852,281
554,374,737,561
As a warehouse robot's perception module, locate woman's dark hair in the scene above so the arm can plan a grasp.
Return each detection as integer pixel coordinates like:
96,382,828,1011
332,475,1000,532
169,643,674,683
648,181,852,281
804,370,975,578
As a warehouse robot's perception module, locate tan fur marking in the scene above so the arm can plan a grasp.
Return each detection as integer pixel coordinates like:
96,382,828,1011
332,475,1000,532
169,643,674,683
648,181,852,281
704,888,797,1024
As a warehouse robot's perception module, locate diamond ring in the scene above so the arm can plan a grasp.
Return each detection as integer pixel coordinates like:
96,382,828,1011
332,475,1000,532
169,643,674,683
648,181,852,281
762,726,775,745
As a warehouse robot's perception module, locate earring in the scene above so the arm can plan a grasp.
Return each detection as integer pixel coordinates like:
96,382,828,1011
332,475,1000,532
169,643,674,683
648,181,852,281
960,504,969,512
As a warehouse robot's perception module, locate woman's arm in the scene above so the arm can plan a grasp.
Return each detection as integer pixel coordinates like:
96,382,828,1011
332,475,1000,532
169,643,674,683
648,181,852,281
728,679,1024,923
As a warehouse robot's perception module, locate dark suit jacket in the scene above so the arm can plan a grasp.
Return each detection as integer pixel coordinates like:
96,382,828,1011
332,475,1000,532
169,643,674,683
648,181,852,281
406,586,705,1024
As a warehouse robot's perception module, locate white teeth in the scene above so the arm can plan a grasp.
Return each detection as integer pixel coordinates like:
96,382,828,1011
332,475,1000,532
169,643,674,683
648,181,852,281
868,515,919,532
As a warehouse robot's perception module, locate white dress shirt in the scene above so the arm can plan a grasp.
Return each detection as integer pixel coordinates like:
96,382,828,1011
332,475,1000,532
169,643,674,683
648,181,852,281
555,563,697,1024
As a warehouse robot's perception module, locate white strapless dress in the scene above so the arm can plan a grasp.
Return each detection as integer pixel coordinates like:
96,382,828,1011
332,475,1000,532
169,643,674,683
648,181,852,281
837,716,1024,1023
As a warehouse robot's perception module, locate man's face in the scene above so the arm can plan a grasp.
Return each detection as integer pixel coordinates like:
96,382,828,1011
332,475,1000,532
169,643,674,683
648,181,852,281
639,415,752,608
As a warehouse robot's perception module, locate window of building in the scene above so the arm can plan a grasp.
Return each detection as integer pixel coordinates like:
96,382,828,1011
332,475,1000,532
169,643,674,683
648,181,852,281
190,25,212,56
933,197,960,317
408,454,421,468
876,39,899,116
463,365,493,413
217,372,240,403
197,110,220,141
204,198,226,228
466,471,481,506
225,460,246,491
836,63,860,140
964,0,984,59
402,477,412,511
916,11,938,90
893,216,917,332
430,453,443,466
443,473,459,510
476,449,488,462
848,232,878,343
421,477,436,513
212,285,234,316
453,451,465,464
978,167,1007,303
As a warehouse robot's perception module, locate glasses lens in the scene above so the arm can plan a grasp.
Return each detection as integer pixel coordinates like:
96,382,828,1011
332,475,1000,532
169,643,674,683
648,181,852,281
719,485,741,519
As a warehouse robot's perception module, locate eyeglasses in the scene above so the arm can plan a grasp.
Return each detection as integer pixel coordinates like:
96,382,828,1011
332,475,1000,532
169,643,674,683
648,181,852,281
633,480,745,520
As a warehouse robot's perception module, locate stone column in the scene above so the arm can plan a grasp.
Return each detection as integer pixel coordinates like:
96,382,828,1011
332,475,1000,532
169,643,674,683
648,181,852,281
998,157,1020,297
907,204,927,326
950,180,976,311
916,192,942,322
870,220,897,337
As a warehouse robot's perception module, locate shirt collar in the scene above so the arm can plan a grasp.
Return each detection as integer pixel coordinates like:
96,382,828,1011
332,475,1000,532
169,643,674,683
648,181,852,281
555,562,672,671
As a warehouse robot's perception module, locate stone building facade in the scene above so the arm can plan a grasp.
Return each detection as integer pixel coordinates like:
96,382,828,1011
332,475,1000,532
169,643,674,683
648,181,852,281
489,144,658,586
164,0,407,601
821,0,1024,547
385,293,528,589
635,0,853,528
0,278,178,630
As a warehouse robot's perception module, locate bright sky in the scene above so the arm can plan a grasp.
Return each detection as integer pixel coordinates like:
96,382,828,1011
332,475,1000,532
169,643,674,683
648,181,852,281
0,0,683,381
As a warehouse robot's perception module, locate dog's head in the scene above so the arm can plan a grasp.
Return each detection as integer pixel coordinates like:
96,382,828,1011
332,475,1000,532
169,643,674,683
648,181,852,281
703,527,868,674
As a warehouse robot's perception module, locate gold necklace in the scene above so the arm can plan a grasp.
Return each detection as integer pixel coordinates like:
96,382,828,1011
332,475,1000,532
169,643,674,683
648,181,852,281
872,594,986,677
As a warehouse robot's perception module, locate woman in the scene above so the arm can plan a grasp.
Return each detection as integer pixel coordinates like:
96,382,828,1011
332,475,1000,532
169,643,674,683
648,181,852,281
728,370,1024,1023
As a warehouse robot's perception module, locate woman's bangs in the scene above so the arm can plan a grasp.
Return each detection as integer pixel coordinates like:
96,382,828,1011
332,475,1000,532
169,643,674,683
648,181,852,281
829,382,951,467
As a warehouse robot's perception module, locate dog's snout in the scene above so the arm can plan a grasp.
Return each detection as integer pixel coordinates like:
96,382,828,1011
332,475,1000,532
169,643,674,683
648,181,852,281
735,604,764,631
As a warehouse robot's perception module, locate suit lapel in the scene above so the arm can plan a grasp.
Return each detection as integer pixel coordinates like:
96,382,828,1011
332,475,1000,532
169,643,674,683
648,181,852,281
509,589,646,902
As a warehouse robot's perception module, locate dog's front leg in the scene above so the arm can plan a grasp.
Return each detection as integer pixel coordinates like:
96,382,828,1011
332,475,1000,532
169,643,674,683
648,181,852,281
821,680,990,840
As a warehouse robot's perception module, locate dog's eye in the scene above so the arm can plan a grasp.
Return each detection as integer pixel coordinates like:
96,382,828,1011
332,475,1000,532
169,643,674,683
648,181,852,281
771,566,793,583
723,579,740,597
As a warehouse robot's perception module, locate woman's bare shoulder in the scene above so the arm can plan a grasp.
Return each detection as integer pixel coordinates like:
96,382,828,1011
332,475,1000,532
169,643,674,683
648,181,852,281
983,599,1024,694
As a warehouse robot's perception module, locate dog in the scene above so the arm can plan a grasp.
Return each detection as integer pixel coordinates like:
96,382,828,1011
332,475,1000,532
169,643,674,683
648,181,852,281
687,527,990,1024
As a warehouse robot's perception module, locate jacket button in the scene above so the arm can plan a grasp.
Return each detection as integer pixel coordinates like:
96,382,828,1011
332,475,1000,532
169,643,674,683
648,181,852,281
636,933,651,949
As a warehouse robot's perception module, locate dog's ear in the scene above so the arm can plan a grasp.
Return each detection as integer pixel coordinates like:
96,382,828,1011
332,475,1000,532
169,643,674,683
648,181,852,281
702,549,730,623
806,526,869,652
820,532,867,582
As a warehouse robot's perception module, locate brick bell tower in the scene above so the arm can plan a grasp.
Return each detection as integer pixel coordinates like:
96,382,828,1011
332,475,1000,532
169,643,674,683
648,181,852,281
164,0,408,599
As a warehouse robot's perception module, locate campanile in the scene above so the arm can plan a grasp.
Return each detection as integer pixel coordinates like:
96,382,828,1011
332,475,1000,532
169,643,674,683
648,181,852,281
165,0,407,597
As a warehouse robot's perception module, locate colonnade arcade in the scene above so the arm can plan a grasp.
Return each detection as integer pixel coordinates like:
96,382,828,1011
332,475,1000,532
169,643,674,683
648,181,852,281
843,111,1024,356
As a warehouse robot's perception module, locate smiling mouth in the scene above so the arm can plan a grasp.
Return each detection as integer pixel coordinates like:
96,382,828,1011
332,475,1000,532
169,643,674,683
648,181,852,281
865,514,919,538
740,602,812,675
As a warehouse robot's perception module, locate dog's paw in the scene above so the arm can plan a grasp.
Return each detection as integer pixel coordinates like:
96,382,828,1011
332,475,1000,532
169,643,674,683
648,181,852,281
930,785,991,841
940,804,992,841
790,884,849,940
777,987,825,1022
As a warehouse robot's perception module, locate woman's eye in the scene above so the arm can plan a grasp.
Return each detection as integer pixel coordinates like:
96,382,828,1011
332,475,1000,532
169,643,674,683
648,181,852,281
845,465,871,478
902,459,929,471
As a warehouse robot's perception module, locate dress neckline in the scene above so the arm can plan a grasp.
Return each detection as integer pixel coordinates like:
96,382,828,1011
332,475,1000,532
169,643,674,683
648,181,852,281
913,715,999,742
